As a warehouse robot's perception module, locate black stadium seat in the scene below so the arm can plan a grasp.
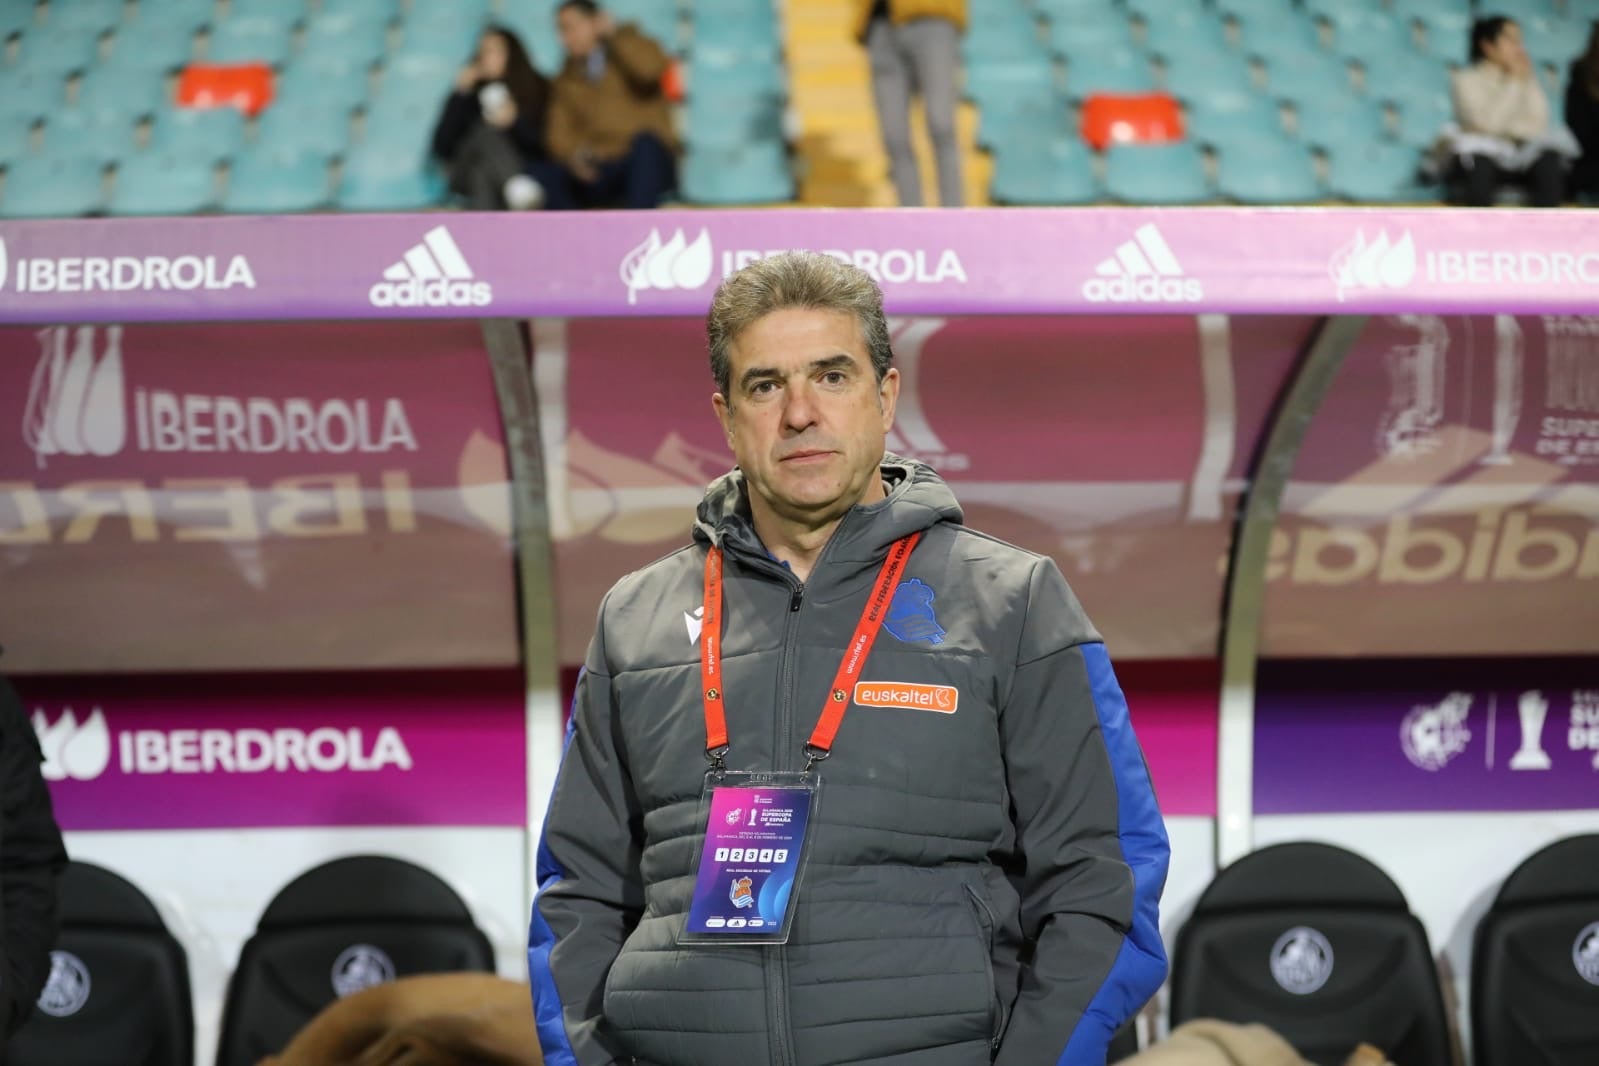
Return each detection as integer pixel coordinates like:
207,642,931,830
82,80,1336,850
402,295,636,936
214,854,495,1066
1170,842,1453,1066
6,860,193,1066
1472,833,1599,1066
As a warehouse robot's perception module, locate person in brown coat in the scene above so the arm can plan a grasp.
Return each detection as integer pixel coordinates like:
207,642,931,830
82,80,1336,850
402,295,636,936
526,0,678,210
257,972,540,1066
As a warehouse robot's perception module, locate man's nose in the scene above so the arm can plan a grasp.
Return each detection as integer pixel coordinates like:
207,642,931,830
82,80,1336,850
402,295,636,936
781,381,818,433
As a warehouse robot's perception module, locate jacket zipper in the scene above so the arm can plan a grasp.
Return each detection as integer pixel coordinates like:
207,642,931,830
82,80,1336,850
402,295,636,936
728,520,851,1066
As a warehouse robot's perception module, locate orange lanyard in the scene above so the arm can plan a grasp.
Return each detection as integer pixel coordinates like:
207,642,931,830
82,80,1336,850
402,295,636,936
701,532,921,769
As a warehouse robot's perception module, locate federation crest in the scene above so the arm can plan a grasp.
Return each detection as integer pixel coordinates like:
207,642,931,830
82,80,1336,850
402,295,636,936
331,943,396,998
884,578,946,645
1270,926,1334,995
1575,921,1599,986
729,876,755,909
38,950,92,1017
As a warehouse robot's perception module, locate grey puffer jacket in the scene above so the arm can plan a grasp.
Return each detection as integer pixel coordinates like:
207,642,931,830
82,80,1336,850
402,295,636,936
530,457,1169,1066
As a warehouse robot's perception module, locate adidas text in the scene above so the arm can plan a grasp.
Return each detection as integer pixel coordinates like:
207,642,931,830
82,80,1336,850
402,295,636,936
368,277,492,308
1082,275,1203,304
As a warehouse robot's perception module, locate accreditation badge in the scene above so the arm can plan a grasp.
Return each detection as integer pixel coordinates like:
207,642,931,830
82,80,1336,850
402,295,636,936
678,770,819,946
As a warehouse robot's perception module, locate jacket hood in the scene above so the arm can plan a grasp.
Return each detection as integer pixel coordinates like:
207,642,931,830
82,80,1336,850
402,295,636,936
693,453,963,566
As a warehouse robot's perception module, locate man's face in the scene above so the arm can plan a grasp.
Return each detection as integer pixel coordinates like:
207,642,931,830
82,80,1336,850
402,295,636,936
713,308,899,531
1484,21,1527,69
558,7,601,59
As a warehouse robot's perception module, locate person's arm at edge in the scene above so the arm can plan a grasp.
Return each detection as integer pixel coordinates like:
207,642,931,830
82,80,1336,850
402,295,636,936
605,24,669,93
0,676,69,1039
527,603,643,1066
992,560,1169,1066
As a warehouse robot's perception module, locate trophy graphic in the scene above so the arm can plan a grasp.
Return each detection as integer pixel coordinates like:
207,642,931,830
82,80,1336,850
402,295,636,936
1509,690,1552,771
1482,315,1523,466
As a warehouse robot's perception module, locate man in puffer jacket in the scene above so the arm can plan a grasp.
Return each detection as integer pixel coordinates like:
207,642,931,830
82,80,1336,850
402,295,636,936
530,251,1169,1066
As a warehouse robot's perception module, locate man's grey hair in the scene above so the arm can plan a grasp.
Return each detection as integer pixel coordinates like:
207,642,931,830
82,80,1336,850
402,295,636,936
706,251,893,398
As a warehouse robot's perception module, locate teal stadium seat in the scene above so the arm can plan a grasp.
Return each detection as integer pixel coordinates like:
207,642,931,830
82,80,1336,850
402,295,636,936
276,61,370,112
42,108,141,166
1044,11,1135,60
1161,50,1256,103
1216,135,1322,203
1394,93,1453,148
1413,8,1472,59
0,120,33,165
12,29,102,78
336,143,444,210
680,141,792,205
1292,98,1389,155
1142,14,1230,62
683,93,784,150
965,60,1056,115
990,136,1099,205
1064,46,1157,99
109,152,218,215
391,15,481,65
1,4,37,40
1330,14,1417,64
1033,0,1112,21
975,91,1072,153
47,0,126,35
1231,8,1323,57
962,11,1044,66
206,15,295,66
255,101,355,159
1361,50,1452,108
0,154,106,217
102,26,197,73
1183,96,1284,153
148,107,247,165
76,67,170,122
322,0,401,16
1259,49,1355,109
379,52,456,107
0,70,65,126
223,149,330,213
226,0,310,20
301,13,392,72
1125,0,1208,24
687,54,786,99
1326,140,1432,203
1104,142,1211,205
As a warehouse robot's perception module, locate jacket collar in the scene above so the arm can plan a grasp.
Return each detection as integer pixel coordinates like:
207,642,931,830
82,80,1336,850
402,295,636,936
692,454,962,576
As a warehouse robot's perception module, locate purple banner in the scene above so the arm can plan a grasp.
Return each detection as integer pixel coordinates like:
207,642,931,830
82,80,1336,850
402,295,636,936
1255,660,1599,813
17,671,526,829
6,209,1599,321
0,320,517,673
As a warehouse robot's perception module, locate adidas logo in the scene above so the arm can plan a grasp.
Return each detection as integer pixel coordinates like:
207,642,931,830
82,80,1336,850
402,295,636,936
685,605,704,644
368,226,492,309
1081,223,1202,304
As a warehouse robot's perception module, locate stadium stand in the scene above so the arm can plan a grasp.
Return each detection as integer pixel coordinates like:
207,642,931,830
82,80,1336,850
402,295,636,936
4,0,1598,216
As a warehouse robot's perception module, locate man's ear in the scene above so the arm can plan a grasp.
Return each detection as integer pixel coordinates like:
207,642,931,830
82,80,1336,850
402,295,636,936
876,367,901,434
712,390,734,447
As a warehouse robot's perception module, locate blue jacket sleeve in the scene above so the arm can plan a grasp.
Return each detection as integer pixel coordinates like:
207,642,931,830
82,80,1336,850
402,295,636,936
993,560,1170,1066
528,616,644,1066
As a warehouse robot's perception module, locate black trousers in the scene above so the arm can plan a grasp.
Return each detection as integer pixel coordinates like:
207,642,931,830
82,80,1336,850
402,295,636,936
1449,149,1566,207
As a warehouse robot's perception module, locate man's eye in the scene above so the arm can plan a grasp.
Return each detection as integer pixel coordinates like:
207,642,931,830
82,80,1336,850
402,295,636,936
822,371,847,385
751,381,778,395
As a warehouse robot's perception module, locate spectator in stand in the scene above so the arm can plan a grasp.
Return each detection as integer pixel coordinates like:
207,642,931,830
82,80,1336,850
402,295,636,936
528,0,678,210
1564,22,1599,201
432,26,552,210
1446,15,1569,206
854,0,966,207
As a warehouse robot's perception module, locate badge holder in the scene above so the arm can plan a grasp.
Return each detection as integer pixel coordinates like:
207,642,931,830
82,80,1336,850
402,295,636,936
678,769,819,946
